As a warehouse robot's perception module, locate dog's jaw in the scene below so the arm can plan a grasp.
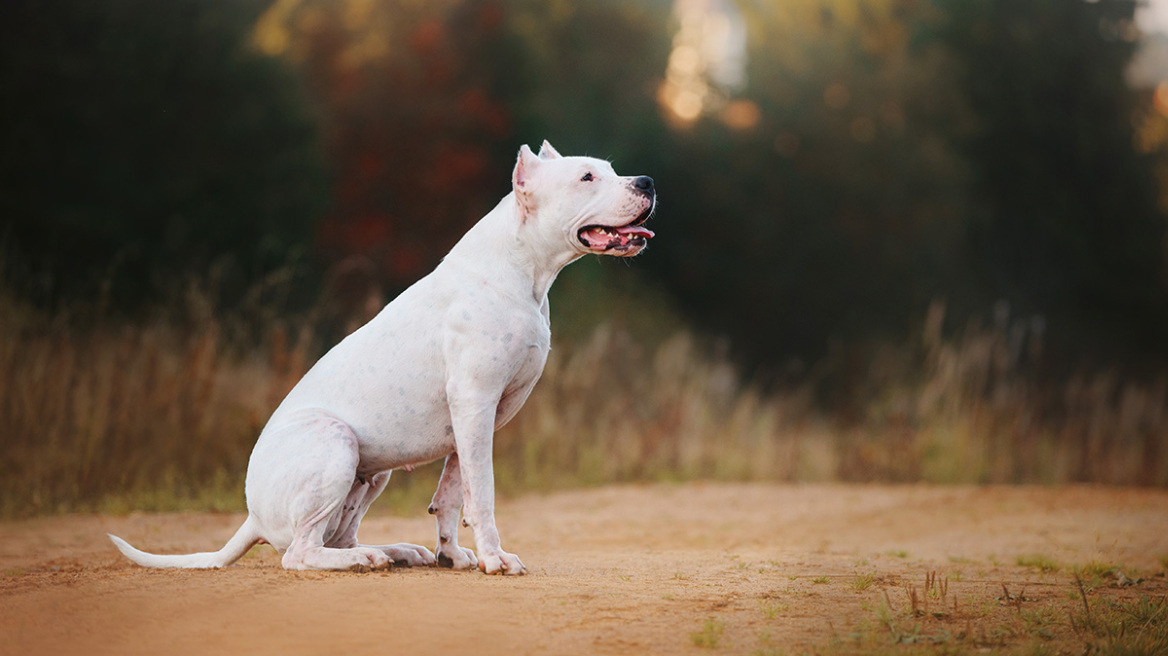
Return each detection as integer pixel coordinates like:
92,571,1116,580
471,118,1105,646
575,197,656,256
576,223,655,255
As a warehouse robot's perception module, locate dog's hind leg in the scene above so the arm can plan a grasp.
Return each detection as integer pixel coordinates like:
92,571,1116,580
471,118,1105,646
326,471,436,567
256,412,393,571
283,508,392,572
427,453,478,570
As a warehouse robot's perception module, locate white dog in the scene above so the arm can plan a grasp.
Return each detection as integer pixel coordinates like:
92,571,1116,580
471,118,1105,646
109,141,655,575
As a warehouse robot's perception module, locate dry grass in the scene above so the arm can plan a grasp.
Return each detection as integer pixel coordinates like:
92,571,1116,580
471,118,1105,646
1017,555,1061,573
0,286,315,517
493,326,828,491
1069,591,1168,655
829,571,1168,656
839,301,1168,486
1,289,1166,519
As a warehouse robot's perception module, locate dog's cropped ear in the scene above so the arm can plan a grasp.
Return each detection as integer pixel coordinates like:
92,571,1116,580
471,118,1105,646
512,144,540,191
538,140,562,160
512,144,541,220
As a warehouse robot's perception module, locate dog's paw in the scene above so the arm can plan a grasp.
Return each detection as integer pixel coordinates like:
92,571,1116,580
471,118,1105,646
379,543,436,567
348,549,392,573
478,550,526,576
283,546,391,571
435,545,478,570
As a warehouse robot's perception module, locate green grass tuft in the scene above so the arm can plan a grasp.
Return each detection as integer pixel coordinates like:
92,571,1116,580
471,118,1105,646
691,617,725,648
1016,554,1060,573
851,572,877,591
1070,594,1168,655
760,601,789,619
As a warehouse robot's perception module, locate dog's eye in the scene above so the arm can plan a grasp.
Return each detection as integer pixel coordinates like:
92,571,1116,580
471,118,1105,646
581,172,594,182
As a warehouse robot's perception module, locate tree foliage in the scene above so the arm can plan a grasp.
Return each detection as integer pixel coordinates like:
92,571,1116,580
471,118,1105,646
940,0,1168,351
0,0,327,308
256,0,672,289
3,0,1164,370
645,0,975,364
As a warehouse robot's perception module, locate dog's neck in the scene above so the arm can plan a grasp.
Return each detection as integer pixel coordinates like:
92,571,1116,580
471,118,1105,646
444,192,582,304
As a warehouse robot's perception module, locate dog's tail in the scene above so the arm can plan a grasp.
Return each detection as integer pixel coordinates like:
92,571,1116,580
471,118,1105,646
108,516,262,569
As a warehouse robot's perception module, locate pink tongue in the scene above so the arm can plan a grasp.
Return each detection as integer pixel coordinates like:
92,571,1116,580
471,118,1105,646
615,225,655,239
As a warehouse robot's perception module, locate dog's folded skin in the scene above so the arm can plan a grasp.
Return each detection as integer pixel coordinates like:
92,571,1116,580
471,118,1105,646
108,141,656,575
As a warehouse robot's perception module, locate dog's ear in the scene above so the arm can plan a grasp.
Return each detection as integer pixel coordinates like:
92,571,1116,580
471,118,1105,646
512,144,540,191
512,144,541,220
538,140,562,160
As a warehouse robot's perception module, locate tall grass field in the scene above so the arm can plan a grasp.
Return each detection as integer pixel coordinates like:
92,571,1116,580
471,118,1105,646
2,279,1165,519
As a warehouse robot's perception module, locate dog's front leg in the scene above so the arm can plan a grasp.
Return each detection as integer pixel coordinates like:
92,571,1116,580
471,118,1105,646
447,393,526,575
428,453,478,570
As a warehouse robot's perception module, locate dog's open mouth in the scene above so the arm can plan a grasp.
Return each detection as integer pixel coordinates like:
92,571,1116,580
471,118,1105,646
577,209,655,253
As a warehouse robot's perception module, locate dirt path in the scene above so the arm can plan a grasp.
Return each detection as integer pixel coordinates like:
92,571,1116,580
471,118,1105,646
2,483,1166,655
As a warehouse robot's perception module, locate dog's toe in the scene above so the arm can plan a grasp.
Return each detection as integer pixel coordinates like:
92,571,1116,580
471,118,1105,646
435,545,477,570
414,546,437,566
478,550,525,576
378,543,435,567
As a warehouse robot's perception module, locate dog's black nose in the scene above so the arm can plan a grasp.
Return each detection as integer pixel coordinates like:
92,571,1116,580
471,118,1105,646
634,176,654,195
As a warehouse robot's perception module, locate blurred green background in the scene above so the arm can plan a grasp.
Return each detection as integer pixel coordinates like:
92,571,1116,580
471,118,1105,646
3,0,1168,515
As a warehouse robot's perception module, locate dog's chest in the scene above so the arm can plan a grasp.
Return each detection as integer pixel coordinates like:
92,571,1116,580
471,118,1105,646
512,338,549,387
495,321,550,428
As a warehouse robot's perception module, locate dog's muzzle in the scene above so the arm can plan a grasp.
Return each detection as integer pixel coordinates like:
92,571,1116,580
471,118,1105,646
577,197,655,254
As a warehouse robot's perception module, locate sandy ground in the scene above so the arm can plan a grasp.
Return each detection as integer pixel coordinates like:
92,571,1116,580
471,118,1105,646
2,483,1167,655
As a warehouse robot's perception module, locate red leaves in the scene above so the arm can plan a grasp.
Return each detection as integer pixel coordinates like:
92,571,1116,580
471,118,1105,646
410,20,446,55
279,3,516,287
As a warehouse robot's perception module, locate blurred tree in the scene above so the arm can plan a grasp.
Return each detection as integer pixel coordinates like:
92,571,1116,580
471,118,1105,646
257,0,672,291
17,0,1158,373
0,0,327,309
255,0,516,286
253,0,1168,371
636,0,1168,372
938,0,1168,356
640,0,974,371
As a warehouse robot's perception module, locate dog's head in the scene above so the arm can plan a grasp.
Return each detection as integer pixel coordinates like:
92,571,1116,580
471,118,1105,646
512,141,655,258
